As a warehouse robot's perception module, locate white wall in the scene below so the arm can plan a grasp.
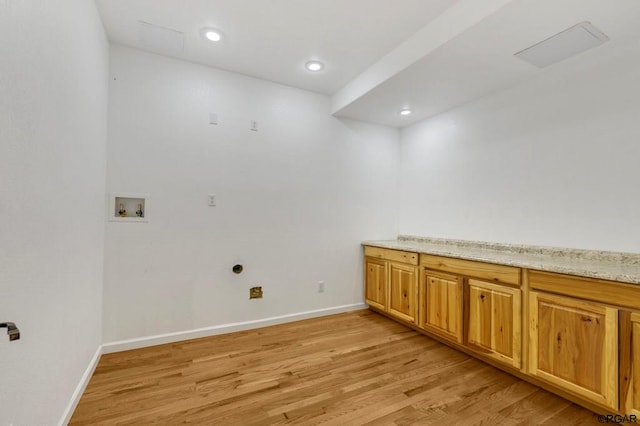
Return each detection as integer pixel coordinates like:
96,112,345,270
103,45,399,343
399,39,640,252
0,0,108,424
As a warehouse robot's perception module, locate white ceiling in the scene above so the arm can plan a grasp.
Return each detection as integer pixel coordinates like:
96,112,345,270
96,0,640,128
96,0,459,95
333,0,640,127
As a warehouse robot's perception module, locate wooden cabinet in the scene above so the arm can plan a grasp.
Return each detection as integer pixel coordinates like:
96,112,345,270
466,279,521,368
362,245,640,414
420,270,463,343
620,312,640,416
365,257,387,311
418,255,520,349
529,291,618,409
388,262,418,323
364,247,418,324
421,255,521,287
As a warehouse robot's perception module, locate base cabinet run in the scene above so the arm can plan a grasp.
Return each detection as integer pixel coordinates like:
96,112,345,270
363,245,640,415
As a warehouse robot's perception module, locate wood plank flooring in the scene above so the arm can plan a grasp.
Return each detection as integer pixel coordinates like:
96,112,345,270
70,310,600,425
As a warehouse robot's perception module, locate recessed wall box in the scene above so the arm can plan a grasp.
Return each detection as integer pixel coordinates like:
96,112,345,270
250,287,263,299
109,193,149,222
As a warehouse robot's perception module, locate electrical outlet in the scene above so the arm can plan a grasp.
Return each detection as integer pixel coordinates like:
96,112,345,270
250,286,263,299
208,194,216,207
318,281,325,293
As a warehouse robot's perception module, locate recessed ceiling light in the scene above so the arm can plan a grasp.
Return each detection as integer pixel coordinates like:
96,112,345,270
305,61,324,72
203,29,222,42
400,109,413,116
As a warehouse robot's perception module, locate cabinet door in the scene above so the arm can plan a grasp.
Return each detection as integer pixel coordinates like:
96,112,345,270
388,262,418,324
467,280,521,368
365,257,387,311
529,291,618,409
421,271,463,343
621,312,640,416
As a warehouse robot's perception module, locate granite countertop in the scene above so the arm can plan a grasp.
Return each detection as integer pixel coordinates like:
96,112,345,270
363,235,640,285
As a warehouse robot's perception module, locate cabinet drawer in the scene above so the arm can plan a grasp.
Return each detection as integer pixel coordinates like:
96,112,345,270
421,255,520,286
364,246,418,265
529,270,640,310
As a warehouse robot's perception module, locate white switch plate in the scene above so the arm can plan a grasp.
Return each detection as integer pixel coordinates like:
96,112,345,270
209,113,218,125
208,194,216,206
250,120,258,131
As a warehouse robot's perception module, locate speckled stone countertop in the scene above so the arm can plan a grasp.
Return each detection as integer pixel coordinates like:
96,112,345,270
363,235,640,285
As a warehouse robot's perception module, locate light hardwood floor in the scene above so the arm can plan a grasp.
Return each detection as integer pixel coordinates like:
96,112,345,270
71,310,600,425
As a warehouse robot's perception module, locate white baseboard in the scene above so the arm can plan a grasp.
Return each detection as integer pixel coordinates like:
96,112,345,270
59,345,102,426
102,303,367,354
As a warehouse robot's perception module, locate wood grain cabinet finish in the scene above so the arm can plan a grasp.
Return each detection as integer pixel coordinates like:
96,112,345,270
466,279,521,368
364,246,640,414
365,257,387,312
388,262,418,323
364,247,418,324
421,254,520,286
364,246,418,266
529,291,618,410
420,270,463,343
620,311,640,416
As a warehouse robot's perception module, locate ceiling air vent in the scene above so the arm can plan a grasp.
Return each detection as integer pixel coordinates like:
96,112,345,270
514,22,609,68
137,21,185,57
